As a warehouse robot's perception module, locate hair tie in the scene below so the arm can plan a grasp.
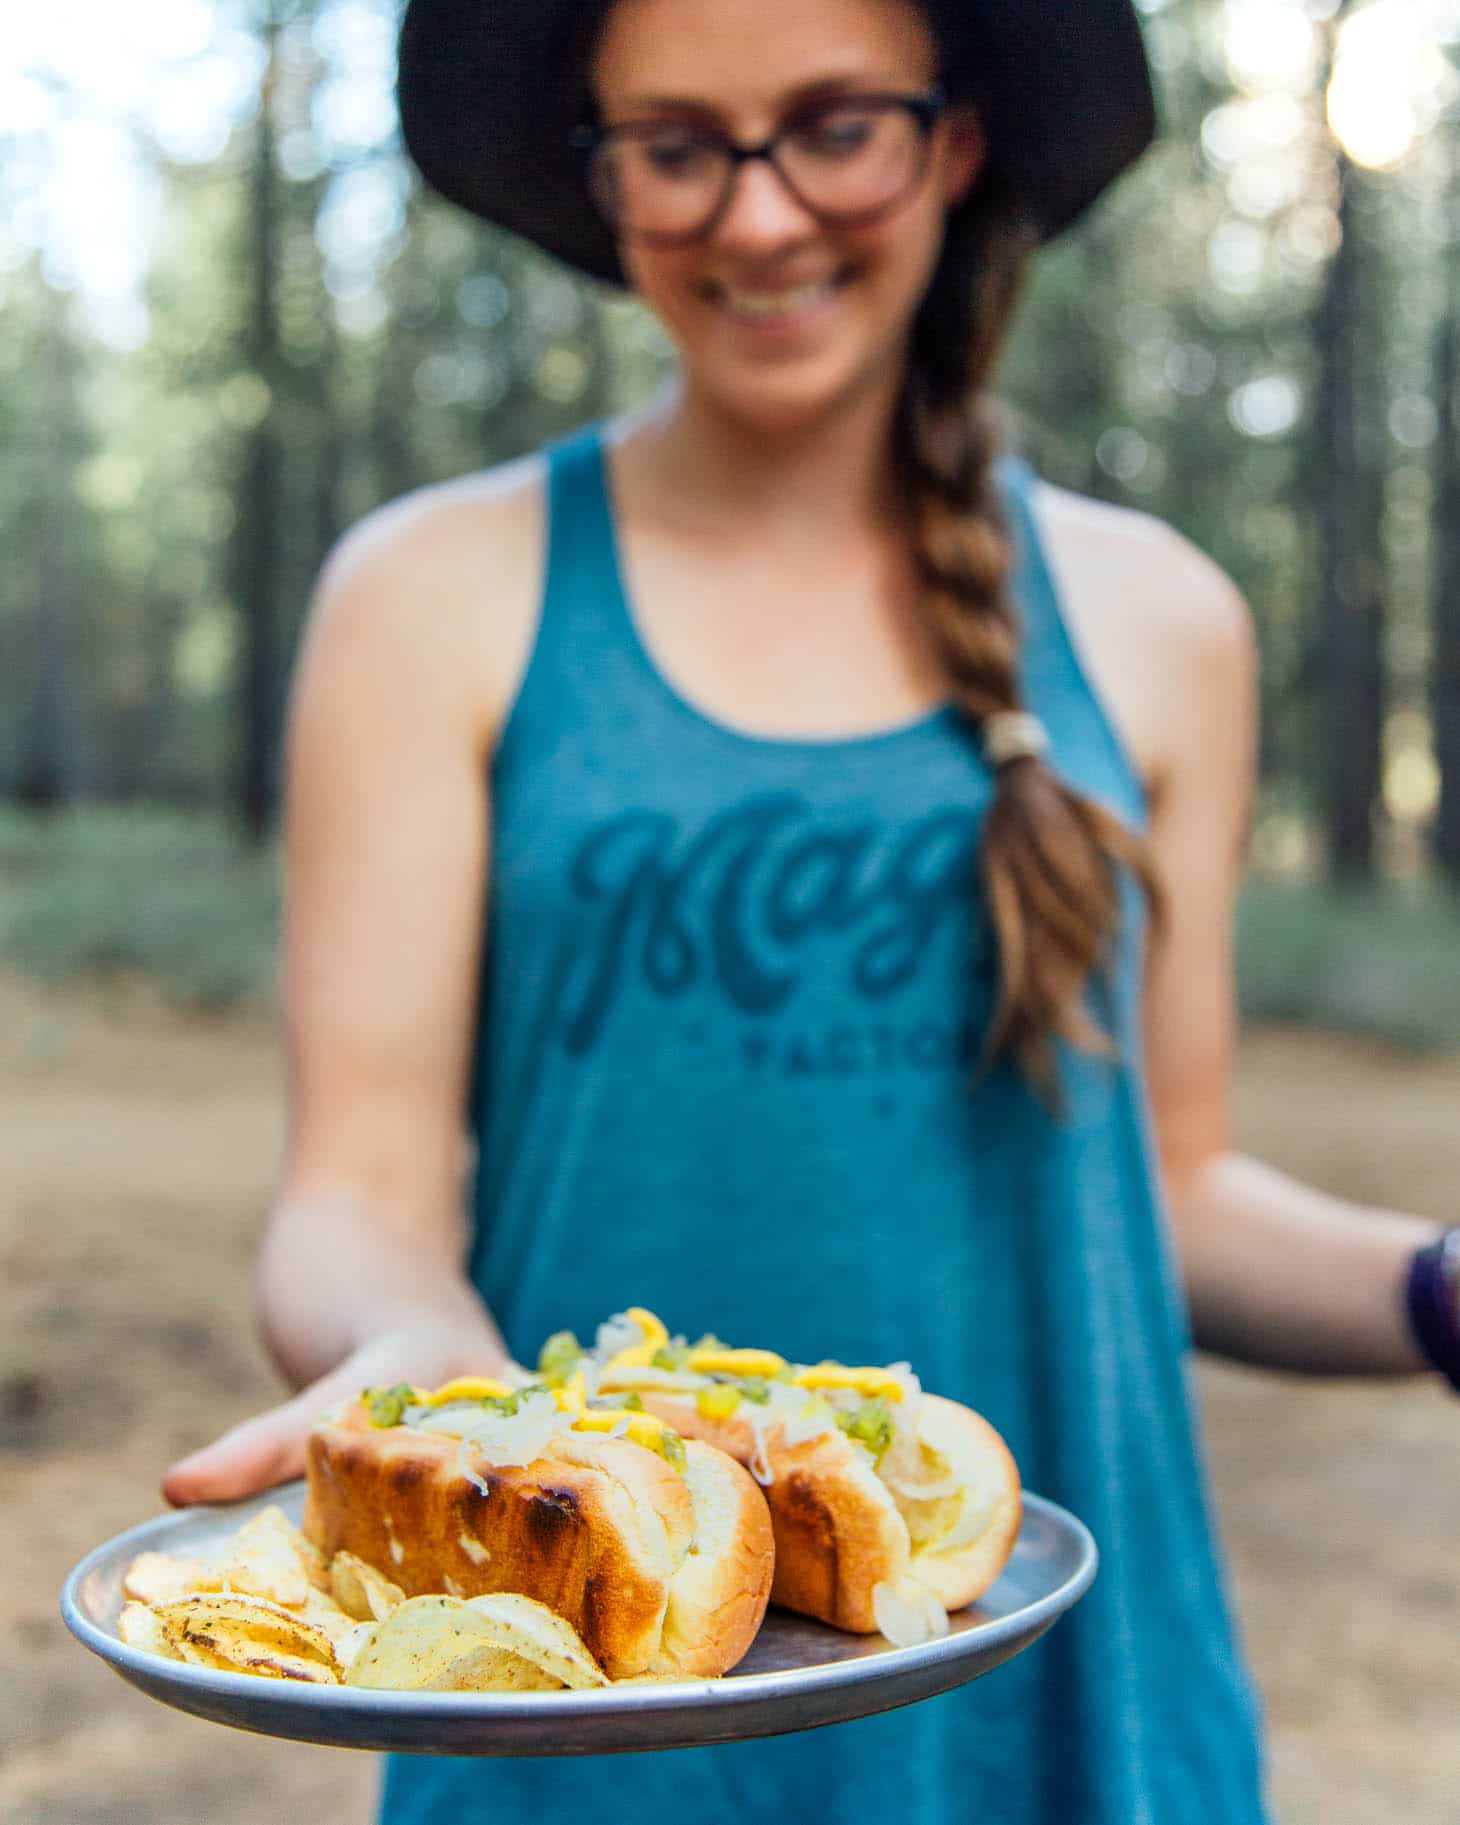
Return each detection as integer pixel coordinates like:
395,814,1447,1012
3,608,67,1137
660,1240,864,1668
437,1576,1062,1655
984,711,1050,769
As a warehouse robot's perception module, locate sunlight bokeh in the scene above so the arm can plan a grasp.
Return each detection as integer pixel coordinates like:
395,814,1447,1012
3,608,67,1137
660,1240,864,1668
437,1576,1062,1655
1327,0,1460,167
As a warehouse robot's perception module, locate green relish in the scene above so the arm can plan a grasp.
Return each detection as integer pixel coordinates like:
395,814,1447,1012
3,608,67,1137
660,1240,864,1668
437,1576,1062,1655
362,1384,417,1429
835,1395,895,1462
537,1330,581,1387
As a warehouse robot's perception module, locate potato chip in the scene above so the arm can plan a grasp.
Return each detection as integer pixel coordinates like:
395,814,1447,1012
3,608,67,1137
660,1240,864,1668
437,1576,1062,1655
330,1550,406,1623
297,1586,374,1669
428,1645,565,1692
465,1593,608,1689
119,1600,179,1658
345,1595,567,1693
220,1506,313,1608
152,1593,341,1683
295,1530,334,1594
122,1552,222,1606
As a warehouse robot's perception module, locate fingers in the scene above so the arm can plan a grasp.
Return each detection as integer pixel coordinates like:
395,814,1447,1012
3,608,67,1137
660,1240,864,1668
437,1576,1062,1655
162,1397,314,1508
159,1328,506,1508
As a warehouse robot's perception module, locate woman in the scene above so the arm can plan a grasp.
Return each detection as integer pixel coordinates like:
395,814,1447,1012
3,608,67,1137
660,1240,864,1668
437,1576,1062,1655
163,0,1457,1820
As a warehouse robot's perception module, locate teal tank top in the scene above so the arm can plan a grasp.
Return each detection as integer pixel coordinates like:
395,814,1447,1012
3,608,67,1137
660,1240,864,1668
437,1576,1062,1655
380,427,1270,1825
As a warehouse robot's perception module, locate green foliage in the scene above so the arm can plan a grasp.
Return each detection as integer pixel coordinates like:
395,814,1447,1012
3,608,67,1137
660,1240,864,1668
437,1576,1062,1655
1236,881,1460,1052
4,0,1458,886
0,807,279,1008
4,810,1458,1053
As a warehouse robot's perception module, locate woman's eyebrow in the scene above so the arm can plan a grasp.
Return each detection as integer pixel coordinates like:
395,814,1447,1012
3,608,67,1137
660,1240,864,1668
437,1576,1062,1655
612,73,908,118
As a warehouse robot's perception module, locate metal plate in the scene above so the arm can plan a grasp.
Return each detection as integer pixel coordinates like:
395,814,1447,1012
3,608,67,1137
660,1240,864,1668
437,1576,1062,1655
62,1482,1096,1757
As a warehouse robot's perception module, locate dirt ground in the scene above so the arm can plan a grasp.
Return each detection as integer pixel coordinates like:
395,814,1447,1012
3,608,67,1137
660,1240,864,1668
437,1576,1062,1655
3,973,1458,1825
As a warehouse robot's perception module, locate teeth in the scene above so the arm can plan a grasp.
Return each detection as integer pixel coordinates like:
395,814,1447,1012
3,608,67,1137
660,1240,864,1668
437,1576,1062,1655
720,280,834,319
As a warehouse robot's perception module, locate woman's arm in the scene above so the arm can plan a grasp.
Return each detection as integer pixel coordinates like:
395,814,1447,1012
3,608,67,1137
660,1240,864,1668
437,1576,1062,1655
1138,531,1438,1376
163,465,545,1502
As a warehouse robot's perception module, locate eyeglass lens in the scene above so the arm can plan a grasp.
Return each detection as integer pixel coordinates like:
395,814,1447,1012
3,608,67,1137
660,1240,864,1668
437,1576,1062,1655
589,102,930,239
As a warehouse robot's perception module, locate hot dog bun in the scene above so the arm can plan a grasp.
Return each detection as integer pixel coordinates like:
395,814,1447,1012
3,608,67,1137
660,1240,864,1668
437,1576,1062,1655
303,1401,773,1679
630,1388,1018,1632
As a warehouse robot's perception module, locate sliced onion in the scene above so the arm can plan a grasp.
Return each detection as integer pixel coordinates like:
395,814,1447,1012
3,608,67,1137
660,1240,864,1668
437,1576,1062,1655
593,1312,645,1364
456,1434,493,1498
740,1406,776,1486
887,1361,923,1416
760,1383,834,1438
598,1364,704,1393
871,1577,950,1649
434,1389,564,1473
779,1401,841,1448
408,1401,490,1434
881,1469,964,1501
932,1485,1011,1554
873,1403,922,1489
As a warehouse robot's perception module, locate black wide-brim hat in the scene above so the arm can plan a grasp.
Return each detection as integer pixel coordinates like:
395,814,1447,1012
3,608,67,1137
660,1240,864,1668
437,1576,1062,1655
397,0,1157,286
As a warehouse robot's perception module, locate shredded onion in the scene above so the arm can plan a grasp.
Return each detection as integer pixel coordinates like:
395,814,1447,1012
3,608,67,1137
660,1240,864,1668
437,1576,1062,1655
876,1394,929,1492
456,1434,493,1498
593,1312,643,1364
756,1383,830,1441
434,1389,563,1477
740,1405,776,1486
887,1361,923,1416
598,1364,704,1393
871,1576,950,1649
882,1468,964,1501
408,1401,490,1435
733,1385,842,1484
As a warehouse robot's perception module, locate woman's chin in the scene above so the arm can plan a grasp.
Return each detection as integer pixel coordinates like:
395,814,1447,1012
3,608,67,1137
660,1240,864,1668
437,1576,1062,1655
689,347,892,439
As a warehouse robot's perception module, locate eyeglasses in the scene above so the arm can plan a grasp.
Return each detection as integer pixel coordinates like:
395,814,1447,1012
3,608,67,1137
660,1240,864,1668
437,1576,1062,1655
573,91,946,246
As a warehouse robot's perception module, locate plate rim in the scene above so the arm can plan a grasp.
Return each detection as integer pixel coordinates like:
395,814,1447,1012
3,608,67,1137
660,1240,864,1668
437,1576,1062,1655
61,1484,1097,1723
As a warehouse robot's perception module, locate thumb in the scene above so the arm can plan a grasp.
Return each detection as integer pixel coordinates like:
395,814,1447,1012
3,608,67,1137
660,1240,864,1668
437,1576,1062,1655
162,1390,324,1508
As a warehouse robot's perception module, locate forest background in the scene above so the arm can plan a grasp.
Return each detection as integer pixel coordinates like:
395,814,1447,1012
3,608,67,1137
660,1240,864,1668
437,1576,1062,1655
3,3,1460,1823
4,0,1460,1032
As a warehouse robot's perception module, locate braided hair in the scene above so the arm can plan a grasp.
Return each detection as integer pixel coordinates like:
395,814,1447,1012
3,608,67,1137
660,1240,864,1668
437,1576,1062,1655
892,189,1162,1098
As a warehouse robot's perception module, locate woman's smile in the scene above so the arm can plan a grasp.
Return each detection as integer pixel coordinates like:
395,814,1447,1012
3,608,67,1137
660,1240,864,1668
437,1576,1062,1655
703,268,855,337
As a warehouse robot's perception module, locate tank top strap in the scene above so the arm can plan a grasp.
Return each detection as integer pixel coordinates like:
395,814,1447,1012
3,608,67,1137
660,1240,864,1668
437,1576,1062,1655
996,454,1148,828
495,425,658,784
538,424,630,661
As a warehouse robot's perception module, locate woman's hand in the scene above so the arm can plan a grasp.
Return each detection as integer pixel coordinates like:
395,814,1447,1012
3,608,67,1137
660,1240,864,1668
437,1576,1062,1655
161,1322,514,1507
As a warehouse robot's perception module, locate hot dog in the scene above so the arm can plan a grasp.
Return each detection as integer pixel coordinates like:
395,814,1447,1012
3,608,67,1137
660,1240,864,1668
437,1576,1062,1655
556,1310,1021,1648
303,1372,774,1680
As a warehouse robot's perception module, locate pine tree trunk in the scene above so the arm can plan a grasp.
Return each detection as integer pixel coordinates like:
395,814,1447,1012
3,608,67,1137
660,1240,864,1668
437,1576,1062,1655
19,294,77,812
1431,217,1460,879
233,22,283,844
1312,150,1386,880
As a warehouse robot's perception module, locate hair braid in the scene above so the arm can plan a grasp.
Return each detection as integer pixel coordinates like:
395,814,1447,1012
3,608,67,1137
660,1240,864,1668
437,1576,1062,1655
894,194,1162,1099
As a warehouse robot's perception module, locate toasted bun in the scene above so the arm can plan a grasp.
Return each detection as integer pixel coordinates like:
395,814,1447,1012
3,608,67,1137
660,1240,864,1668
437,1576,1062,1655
654,1440,775,1676
636,1390,1020,1633
906,1393,1022,1611
303,1404,771,1678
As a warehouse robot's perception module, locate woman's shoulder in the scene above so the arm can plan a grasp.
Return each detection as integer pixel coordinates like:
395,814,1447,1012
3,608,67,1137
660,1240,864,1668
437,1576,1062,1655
1026,478,1256,789
304,452,551,745
1031,480,1251,653
321,451,548,618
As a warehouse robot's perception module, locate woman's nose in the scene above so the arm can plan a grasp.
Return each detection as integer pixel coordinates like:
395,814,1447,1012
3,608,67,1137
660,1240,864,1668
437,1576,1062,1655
712,155,820,251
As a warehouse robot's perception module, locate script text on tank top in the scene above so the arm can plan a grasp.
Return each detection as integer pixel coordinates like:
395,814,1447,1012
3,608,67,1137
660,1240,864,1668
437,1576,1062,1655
739,1018,981,1079
551,791,996,1055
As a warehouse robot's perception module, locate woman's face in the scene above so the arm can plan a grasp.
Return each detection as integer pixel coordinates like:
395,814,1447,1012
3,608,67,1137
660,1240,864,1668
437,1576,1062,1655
591,0,983,435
